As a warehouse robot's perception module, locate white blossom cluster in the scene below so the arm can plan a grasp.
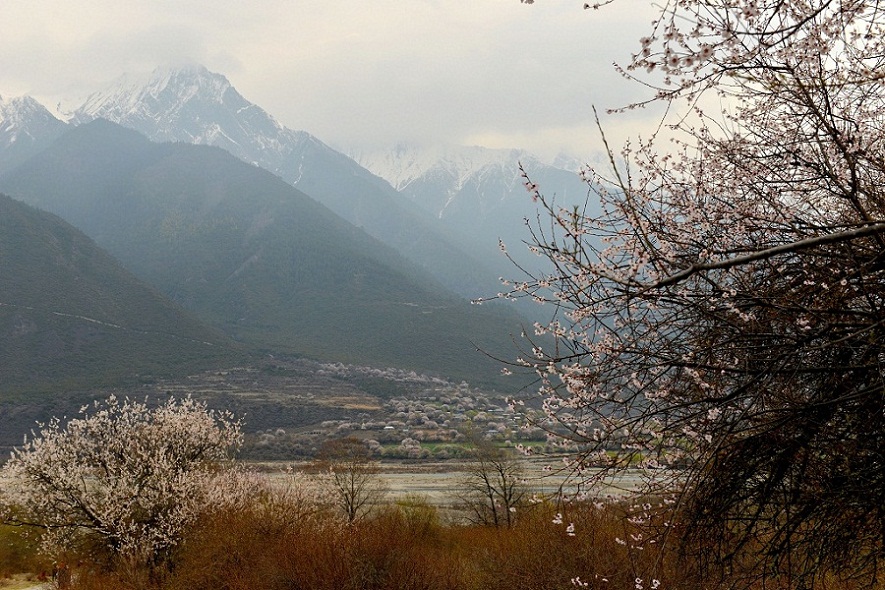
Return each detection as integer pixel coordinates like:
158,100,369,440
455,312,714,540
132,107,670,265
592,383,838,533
0,395,242,563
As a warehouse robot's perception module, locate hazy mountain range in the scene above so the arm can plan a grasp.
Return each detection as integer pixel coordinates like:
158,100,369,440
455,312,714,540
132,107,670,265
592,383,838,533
351,143,594,276
64,66,504,299
0,65,587,394
0,120,524,388
7,65,595,292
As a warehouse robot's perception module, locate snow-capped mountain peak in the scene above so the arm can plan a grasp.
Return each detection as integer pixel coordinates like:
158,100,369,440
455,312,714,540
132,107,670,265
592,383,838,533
1,65,595,297
351,143,544,193
70,65,233,122
64,65,301,174
1,95,58,132
0,94,68,163
348,141,594,276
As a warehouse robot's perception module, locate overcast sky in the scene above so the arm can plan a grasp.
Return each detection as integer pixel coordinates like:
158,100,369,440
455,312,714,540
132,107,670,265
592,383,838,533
0,0,661,160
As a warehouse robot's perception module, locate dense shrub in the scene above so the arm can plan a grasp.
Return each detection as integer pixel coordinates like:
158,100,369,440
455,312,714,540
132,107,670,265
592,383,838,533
1,490,880,589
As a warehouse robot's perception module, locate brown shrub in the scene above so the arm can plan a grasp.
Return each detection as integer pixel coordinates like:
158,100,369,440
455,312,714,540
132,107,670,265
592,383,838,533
450,502,694,590
39,494,882,590
168,498,462,590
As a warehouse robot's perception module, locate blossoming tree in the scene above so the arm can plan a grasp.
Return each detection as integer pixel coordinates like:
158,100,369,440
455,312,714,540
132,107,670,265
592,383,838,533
510,0,885,585
0,395,242,567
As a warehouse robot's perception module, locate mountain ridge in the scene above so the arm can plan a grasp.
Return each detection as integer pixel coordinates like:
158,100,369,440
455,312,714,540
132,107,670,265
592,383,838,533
2,67,596,299
350,142,572,196
0,94,68,175
0,191,242,395
0,120,523,386
350,141,597,283
62,66,504,299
